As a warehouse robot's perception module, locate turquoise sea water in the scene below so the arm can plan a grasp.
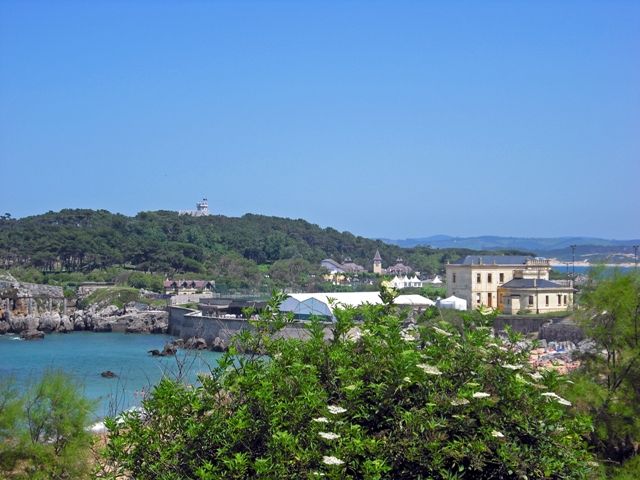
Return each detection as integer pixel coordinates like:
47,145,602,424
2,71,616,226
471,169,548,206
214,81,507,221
0,332,222,420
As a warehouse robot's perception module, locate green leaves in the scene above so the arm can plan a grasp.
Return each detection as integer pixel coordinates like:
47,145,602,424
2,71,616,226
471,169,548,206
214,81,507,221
0,371,94,479
569,270,640,470
104,294,598,479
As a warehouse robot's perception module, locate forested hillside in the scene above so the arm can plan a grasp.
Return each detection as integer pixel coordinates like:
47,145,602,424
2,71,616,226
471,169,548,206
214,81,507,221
0,209,527,291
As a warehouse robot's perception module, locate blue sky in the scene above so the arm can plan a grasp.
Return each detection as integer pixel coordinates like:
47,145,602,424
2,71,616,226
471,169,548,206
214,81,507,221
1,0,638,239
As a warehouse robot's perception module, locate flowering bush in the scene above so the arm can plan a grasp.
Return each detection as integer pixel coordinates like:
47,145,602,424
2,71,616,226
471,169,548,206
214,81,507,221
103,291,597,479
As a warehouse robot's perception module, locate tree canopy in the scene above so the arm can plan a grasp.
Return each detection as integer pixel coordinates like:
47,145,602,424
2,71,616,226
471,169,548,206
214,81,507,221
0,209,529,291
565,269,640,475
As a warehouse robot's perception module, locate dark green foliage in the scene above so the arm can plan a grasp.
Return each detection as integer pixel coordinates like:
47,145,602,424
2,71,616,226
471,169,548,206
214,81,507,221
267,258,325,290
0,209,528,292
104,293,597,479
565,270,640,474
127,271,165,292
0,371,94,479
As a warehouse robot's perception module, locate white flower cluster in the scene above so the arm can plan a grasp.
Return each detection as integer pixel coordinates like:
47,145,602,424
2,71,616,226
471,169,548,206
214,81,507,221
432,326,452,337
541,392,571,406
450,398,470,406
491,430,504,438
318,432,340,440
322,455,344,465
501,363,523,370
472,392,491,398
327,405,347,415
312,417,329,423
417,363,442,375
400,329,418,342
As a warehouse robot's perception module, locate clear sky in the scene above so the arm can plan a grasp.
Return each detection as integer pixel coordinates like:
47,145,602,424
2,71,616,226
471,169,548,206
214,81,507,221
1,0,638,240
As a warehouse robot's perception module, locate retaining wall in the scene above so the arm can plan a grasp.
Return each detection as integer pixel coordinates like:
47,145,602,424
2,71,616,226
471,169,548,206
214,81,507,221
494,315,584,342
170,307,584,347
168,307,333,344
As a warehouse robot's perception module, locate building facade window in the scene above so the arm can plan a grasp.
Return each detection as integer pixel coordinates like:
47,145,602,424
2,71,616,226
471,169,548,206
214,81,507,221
564,295,568,305
499,273,504,283
488,273,492,283
452,273,456,283
476,273,481,283
558,294,562,305
545,295,549,306
528,295,534,306
476,293,481,304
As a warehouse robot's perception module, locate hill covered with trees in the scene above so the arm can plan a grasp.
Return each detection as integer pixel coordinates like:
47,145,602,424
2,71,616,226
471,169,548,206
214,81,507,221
0,209,528,292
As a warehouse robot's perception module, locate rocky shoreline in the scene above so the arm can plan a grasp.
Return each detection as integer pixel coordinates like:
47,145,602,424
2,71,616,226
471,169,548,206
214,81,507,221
1,272,169,339
0,303,169,339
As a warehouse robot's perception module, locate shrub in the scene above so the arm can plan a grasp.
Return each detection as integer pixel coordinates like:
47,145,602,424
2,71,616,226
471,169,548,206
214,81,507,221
127,272,165,292
565,270,640,474
104,291,597,479
0,371,94,479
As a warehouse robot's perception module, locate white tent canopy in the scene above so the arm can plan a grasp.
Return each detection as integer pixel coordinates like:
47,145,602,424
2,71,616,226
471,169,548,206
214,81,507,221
395,294,436,306
437,295,468,311
281,292,442,320
280,292,384,321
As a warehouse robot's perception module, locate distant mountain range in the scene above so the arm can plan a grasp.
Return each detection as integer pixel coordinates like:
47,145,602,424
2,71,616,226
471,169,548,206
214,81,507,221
382,235,640,262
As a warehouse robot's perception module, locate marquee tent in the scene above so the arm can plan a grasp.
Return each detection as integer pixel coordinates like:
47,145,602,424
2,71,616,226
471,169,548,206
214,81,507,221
395,294,436,306
437,295,468,311
279,292,383,321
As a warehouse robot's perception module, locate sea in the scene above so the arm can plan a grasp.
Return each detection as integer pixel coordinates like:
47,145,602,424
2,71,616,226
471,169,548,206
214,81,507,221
0,332,222,420
551,265,636,275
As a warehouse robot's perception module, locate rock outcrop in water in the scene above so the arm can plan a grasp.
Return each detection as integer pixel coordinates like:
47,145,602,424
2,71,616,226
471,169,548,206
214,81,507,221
71,306,169,334
0,273,168,335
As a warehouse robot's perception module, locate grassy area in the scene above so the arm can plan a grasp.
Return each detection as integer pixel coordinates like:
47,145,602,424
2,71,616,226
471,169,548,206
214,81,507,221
176,302,199,309
78,287,169,309
78,287,141,309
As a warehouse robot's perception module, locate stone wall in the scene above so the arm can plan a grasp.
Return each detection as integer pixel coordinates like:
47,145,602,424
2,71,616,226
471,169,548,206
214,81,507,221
494,316,549,335
538,320,585,343
169,292,215,306
168,307,333,347
169,307,585,350
494,315,584,342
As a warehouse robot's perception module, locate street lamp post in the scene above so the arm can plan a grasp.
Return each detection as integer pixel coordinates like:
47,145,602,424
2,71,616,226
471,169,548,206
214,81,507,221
570,244,577,280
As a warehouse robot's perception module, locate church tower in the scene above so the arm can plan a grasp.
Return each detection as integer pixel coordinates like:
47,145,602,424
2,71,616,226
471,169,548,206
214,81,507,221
373,249,383,274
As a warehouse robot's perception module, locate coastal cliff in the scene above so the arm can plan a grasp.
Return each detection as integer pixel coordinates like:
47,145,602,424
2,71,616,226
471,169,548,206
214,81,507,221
0,273,168,336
